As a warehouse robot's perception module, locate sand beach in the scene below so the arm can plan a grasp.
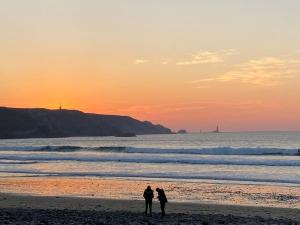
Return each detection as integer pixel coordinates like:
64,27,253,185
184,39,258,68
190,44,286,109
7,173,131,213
0,177,299,224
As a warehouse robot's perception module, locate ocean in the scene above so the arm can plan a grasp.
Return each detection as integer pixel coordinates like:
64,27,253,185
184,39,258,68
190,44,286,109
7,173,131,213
0,132,300,186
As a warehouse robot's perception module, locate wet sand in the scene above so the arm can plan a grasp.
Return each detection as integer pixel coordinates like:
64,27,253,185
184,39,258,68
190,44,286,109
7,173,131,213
0,193,299,224
0,177,300,224
0,177,300,208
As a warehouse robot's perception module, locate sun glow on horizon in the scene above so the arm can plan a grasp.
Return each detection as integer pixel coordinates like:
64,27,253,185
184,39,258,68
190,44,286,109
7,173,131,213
1,0,300,132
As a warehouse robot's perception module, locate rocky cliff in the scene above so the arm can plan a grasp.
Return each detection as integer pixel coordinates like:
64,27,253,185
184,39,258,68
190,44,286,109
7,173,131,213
0,107,172,139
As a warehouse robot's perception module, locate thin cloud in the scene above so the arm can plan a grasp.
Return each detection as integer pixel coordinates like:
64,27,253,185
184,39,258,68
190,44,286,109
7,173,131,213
134,59,149,64
176,49,238,66
196,85,210,89
186,78,217,84
189,57,300,86
160,60,170,65
119,101,277,115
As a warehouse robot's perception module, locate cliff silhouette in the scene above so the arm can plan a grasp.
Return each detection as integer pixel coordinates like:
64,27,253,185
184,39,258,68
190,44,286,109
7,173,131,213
0,107,172,139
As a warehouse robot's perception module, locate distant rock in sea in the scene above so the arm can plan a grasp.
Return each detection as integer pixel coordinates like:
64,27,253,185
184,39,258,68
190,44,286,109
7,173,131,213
177,129,188,134
0,107,172,139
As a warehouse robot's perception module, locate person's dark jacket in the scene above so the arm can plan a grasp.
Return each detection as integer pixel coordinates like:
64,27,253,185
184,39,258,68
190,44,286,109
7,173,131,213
143,187,154,201
157,189,168,203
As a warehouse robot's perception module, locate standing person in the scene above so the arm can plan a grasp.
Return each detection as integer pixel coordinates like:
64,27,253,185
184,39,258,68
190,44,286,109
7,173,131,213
156,188,168,217
143,185,154,216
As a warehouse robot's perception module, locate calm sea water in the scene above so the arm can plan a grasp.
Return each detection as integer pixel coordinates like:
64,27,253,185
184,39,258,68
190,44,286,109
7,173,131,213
0,132,300,186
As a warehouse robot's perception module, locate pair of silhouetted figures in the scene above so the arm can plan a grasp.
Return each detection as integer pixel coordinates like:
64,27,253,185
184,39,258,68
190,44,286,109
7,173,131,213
143,186,168,217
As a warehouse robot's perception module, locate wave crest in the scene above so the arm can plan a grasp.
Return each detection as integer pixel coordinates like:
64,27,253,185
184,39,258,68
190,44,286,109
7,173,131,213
0,145,299,156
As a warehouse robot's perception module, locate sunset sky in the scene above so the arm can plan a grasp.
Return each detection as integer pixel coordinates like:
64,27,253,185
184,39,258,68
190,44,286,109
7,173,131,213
1,0,300,132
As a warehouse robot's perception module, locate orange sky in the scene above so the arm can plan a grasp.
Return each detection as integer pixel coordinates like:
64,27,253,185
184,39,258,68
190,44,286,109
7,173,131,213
1,1,300,131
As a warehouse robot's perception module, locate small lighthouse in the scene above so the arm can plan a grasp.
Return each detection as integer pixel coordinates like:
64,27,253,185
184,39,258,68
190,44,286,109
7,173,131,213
213,125,220,133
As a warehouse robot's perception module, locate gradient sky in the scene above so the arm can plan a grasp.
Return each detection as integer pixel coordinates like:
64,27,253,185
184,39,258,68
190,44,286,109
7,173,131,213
1,0,300,132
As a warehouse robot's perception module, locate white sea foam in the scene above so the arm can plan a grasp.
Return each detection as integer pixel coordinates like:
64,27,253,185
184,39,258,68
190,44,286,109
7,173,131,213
0,145,298,156
0,152,300,166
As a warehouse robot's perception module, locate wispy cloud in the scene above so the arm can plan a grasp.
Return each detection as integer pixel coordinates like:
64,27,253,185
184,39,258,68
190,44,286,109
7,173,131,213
160,60,170,65
189,57,300,86
176,49,238,66
134,59,149,64
118,101,278,115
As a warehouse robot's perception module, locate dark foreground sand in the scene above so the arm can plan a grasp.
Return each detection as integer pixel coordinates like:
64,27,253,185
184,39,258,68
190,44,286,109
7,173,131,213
0,193,299,225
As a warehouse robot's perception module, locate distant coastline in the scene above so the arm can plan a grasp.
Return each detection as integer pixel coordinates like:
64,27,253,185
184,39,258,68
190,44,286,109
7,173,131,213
0,107,172,139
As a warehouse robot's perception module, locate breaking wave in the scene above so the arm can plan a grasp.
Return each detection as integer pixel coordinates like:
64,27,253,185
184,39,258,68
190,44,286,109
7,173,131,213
0,154,300,166
0,145,299,156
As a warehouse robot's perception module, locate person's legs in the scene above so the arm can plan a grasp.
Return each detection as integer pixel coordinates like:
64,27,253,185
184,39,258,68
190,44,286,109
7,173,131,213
145,200,149,214
160,202,165,217
149,199,152,216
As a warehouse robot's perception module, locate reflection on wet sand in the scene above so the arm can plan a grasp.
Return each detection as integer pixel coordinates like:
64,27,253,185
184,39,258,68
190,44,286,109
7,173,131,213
0,177,299,208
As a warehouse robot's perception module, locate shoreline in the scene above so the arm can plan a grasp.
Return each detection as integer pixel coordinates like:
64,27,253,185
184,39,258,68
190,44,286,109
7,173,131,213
0,193,299,224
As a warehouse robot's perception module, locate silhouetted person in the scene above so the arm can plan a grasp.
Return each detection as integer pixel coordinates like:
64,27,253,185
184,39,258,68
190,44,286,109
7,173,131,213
156,188,168,217
143,185,154,216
